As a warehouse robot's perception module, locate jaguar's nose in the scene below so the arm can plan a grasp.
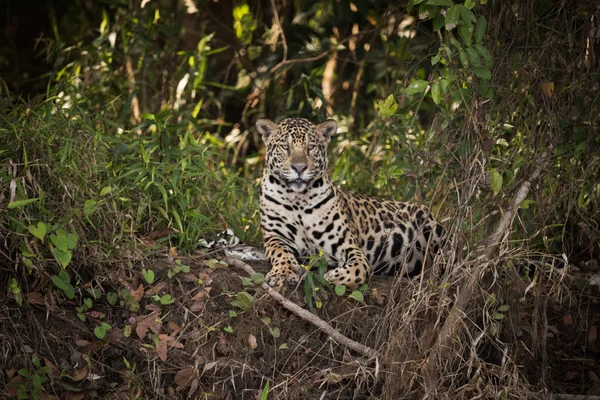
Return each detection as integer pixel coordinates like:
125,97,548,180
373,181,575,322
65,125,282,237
291,164,307,174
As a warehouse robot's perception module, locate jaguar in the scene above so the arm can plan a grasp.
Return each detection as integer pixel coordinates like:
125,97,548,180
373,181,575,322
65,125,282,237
256,117,444,288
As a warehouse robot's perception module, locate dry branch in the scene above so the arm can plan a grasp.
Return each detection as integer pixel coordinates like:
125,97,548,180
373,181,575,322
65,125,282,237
225,257,379,358
424,152,550,391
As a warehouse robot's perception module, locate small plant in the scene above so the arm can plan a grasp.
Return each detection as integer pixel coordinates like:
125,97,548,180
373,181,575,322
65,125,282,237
230,291,254,312
51,270,75,299
151,294,175,305
261,317,281,339
94,322,112,339
76,297,94,321
7,355,51,399
167,259,190,278
142,269,155,284
7,278,23,306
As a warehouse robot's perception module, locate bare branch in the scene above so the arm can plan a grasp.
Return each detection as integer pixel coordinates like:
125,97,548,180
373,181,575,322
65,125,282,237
423,152,550,391
225,257,379,358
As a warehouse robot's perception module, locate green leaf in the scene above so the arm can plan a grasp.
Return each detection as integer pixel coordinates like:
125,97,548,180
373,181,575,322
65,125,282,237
432,13,445,32
490,170,503,196
54,249,72,268
457,5,474,29
94,326,107,339
142,269,155,284
160,295,174,305
231,291,254,311
498,305,510,312
475,45,493,67
99,186,112,196
464,0,475,8
8,198,39,209
459,26,472,45
474,66,491,80
426,0,453,6
228,310,238,318
28,222,47,241
445,5,460,30
334,284,347,296
271,326,281,338
124,325,132,338
405,79,428,96
64,285,75,299
458,51,469,68
431,81,442,104
224,325,233,333
107,292,118,305
242,277,253,286
251,273,265,284
58,269,70,282
84,298,93,309
479,84,494,99
492,313,505,320
50,234,68,252
466,47,481,66
378,94,398,118
349,291,364,302
260,380,270,400
65,233,77,250
475,16,487,43
84,200,98,216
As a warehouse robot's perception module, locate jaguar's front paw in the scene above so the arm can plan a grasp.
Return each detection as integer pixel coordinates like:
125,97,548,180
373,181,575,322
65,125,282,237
266,267,300,287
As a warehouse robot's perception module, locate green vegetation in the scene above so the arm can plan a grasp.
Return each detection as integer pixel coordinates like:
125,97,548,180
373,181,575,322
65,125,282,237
1,0,599,398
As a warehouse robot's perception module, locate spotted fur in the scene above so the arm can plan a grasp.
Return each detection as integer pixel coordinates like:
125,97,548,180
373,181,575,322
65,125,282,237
256,117,443,287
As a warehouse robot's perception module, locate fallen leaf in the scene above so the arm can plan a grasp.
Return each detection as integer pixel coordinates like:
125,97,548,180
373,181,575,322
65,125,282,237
563,314,574,326
75,340,91,347
541,81,554,98
26,292,45,305
248,334,257,349
147,227,172,240
589,326,598,344
217,332,228,354
174,367,195,388
135,311,162,339
181,273,198,282
169,247,179,258
44,358,58,375
64,392,86,400
565,371,578,381
79,341,105,356
5,376,25,396
168,321,181,336
145,282,167,296
131,284,145,302
159,333,184,349
72,366,88,382
156,337,168,361
198,271,213,285
189,300,205,313
203,361,218,373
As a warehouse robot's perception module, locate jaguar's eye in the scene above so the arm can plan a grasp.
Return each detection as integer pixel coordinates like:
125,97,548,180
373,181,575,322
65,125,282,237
280,142,290,151
307,143,316,151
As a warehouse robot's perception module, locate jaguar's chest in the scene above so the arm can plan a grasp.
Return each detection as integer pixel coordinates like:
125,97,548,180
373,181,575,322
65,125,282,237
260,179,347,256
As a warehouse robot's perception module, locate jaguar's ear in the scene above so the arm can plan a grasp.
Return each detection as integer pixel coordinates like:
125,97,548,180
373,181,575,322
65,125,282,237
256,118,279,143
316,119,338,142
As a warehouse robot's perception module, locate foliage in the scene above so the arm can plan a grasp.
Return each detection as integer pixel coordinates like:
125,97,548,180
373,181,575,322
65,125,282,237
1,0,599,398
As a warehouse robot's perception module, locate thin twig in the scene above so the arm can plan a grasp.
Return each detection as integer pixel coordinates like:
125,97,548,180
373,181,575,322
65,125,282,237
225,257,379,358
268,0,288,74
423,152,550,391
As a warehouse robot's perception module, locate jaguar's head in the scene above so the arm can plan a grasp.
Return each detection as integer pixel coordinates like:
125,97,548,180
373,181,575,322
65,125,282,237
256,117,337,192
